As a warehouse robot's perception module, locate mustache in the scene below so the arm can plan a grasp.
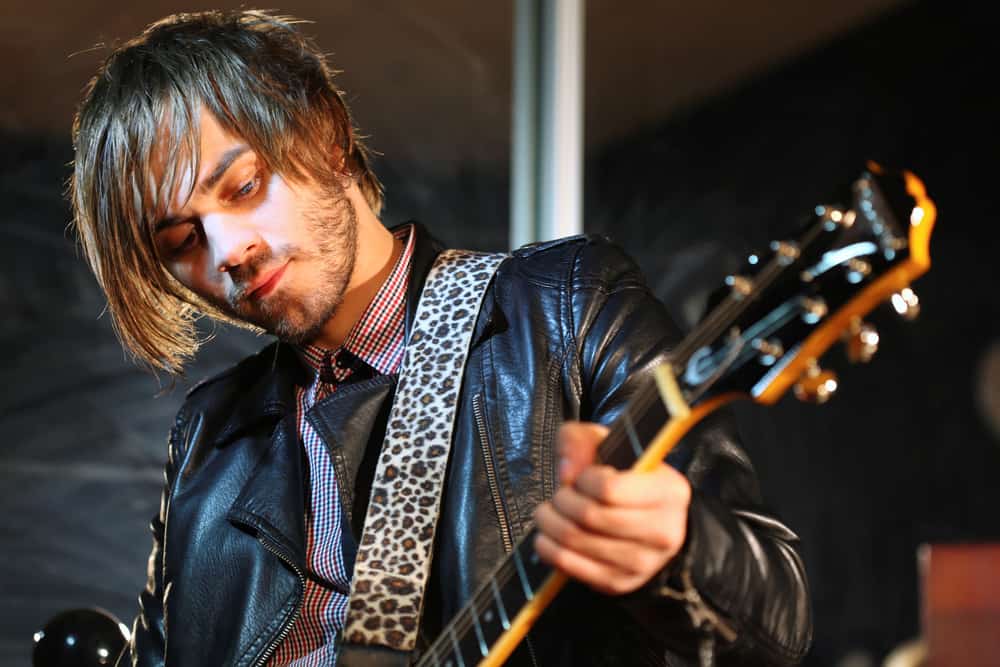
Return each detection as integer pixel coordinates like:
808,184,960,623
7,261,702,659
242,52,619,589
227,248,283,305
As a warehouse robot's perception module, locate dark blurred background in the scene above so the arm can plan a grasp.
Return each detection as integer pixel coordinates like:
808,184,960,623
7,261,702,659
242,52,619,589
2,0,998,664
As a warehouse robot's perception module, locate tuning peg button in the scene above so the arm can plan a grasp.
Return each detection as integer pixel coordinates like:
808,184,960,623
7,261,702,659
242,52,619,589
793,361,838,403
845,319,879,363
891,287,920,320
801,297,828,324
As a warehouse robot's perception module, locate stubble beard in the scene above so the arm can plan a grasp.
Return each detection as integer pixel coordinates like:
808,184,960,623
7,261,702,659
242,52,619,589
226,184,359,344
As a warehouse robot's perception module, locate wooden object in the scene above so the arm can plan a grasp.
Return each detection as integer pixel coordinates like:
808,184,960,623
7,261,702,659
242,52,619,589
920,543,1000,666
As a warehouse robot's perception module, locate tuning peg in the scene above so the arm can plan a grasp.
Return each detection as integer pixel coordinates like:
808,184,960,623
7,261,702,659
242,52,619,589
770,240,801,265
890,287,920,320
724,274,753,299
801,297,828,324
753,338,784,366
817,206,857,230
845,319,879,363
793,360,838,403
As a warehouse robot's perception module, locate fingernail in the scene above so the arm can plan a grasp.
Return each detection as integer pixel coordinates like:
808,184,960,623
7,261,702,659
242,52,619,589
558,457,571,482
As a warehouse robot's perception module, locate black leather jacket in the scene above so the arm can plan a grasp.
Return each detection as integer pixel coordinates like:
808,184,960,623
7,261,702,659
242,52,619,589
122,225,811,666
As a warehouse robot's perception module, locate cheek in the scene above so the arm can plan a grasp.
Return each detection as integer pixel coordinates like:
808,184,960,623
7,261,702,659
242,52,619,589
255,173,315,248
169,258,225,299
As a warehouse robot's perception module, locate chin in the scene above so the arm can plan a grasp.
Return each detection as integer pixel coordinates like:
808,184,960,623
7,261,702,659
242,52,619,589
266,305,333,345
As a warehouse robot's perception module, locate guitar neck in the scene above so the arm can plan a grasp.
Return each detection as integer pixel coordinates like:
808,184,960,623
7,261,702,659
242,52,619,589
417,379,672,666
414,164,938,665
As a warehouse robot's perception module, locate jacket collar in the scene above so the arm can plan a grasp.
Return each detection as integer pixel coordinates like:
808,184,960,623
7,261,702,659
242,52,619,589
210,342,306,448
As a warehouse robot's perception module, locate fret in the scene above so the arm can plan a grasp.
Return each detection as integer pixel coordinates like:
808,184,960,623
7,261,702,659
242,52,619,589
600,381,673,470
511,547,534,601
412,166,938,666
448,624,465,667
622,411,644,459
469,580,506,647
516,532,550,590
631,384,672,446
490,577,511,630
495,562,531,634
468,596,489,658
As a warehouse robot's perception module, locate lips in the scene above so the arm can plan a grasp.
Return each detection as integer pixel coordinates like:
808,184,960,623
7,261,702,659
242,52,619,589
247,262,289,300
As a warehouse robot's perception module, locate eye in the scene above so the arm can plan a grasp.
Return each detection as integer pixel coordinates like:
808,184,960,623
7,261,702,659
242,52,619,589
159,222,199,259
231,171,262,202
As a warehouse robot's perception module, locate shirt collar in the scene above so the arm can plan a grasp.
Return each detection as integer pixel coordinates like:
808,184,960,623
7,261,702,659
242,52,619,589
295,224,415,381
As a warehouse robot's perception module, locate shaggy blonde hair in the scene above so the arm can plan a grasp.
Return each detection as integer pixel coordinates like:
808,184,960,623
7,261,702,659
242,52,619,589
71,10,382,373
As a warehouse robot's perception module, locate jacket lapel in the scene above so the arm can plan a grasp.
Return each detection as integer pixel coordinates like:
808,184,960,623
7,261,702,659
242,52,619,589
227,413,308,569
306,373,398,537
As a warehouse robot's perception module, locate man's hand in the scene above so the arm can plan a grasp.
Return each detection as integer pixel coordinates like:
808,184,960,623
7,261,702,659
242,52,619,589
532,421,691,595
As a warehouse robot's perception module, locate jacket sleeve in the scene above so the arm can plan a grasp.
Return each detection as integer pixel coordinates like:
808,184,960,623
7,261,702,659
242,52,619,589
117,405,191,667
569,237,812,665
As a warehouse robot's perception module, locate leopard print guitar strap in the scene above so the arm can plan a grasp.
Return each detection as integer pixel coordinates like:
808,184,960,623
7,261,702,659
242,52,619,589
342,249,507,653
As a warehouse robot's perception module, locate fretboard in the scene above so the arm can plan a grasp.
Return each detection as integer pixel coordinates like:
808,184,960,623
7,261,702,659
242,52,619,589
416,378,671,666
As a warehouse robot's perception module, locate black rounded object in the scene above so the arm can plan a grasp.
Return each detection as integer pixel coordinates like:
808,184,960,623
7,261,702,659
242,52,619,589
33,608,128,667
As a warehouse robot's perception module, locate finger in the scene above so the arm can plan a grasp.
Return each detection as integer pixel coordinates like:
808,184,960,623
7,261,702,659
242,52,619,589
550,485,687,551
533,531,655,596
558,421,610,485
534,501,671,576
574,463,691,508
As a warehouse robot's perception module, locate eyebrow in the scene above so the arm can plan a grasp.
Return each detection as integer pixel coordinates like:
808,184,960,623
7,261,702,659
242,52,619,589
154,145,250,233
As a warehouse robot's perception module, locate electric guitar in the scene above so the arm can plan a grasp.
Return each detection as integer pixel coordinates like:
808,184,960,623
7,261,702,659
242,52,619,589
413,163,936,666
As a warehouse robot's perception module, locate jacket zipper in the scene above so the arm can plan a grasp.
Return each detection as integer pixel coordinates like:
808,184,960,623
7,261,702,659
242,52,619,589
473,394,540,667
473,393,514,554
252,538,306,667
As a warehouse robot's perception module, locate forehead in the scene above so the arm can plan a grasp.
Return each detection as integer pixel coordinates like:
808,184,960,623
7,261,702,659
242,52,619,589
154,106,250,215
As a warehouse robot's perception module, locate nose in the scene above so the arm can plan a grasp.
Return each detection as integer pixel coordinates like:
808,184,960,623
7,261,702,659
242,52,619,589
203,213,264,273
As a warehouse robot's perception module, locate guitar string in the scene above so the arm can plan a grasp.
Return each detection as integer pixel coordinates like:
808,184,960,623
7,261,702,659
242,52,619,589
420,388,664,662
420,218,837,662
671,216,829,370
420,260,796,662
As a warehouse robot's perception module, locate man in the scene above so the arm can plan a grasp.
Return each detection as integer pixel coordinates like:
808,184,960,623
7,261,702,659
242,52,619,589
71,10,811,667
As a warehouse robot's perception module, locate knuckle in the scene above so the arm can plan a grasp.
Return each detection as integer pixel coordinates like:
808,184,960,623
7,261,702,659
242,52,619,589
636,551,663,575
650,525,676,550
553,487,575,512
598,475,620,502
559,521,585,548
579,503,603,529
607,577,633,596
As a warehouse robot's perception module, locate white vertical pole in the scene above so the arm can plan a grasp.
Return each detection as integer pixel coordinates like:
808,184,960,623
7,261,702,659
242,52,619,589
510,0,584,249
510,0,540,250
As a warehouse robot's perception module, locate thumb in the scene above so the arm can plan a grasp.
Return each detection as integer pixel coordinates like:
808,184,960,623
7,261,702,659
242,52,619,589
557,421,610,486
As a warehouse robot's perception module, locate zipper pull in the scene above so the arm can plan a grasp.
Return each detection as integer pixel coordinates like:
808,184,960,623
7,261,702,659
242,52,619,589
658,568,738,644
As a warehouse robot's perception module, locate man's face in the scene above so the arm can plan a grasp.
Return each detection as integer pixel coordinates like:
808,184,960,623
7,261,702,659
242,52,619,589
153,108,357,344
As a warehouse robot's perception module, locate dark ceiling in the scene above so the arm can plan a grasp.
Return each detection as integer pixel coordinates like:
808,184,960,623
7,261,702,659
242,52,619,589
1,0,904,164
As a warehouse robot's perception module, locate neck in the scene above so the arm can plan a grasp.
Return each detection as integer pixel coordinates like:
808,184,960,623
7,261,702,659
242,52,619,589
311,186,400,349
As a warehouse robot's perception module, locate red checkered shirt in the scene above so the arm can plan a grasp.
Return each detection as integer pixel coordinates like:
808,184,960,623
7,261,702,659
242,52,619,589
270,225,415,666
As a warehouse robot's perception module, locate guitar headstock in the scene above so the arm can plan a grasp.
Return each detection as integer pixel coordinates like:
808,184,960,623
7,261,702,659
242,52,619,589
674,163,936,406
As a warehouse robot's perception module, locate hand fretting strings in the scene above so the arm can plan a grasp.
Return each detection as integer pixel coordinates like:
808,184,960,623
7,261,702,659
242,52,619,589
419,218,831,665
